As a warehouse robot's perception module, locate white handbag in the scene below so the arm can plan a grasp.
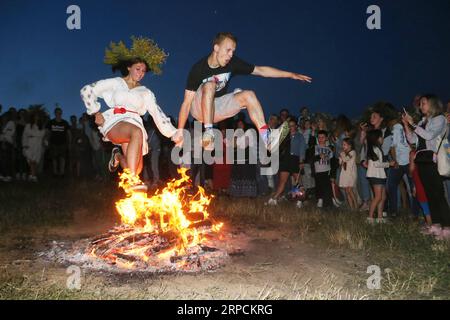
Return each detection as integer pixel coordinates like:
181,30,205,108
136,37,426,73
436,127,450,177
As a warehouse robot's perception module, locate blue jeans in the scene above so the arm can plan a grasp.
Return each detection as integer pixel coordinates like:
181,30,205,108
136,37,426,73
387,165,419,216
357,165,370,202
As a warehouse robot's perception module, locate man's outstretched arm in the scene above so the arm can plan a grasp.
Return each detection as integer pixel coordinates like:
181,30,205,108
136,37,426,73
252,66,312,83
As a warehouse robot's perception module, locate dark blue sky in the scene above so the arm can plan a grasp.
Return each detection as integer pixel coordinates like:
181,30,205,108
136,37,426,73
1,0,449,120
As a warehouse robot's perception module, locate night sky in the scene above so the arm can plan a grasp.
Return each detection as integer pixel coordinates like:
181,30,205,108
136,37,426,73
1,0,449,120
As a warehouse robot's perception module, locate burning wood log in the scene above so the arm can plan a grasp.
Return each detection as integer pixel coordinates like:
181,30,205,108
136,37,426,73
199,245,218,252
115,253,139,262
185,212,206,222
81,168,227,271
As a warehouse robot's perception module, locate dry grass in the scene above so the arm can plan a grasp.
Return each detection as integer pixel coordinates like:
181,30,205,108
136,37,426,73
0,181,449,300
213,197,450,299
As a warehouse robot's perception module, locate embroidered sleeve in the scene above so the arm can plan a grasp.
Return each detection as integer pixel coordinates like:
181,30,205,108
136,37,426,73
80,78,117,115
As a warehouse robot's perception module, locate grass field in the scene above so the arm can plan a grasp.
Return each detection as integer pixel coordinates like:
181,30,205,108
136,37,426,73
0,178,449,300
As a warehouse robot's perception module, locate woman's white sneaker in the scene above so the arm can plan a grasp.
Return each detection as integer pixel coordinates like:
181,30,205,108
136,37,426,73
265,198,278,206
317,199,323,208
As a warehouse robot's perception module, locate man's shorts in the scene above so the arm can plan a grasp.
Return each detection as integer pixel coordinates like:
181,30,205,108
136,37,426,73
190,84,245,123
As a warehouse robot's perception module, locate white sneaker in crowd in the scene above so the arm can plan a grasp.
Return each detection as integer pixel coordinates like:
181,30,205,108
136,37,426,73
296,201,303,209
332,198,341,208
317,199,323,208
265,198,278,206
366,217,375,225
28,175,38,183
377,218,388,224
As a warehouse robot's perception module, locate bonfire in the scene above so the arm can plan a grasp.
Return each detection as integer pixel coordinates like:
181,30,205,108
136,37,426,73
86,168,226,271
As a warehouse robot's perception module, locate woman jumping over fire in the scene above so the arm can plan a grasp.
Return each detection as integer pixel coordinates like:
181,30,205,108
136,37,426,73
80,37,179,192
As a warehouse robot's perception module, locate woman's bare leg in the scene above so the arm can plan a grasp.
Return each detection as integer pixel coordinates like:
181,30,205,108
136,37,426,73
106,122,143,176
369,186,381,219
347,187,357,209
378,188,386,219
234,90,266,129
273,172,290,198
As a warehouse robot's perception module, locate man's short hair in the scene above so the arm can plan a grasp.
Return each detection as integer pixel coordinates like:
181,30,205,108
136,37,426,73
213,32,237,47
318,130,328,137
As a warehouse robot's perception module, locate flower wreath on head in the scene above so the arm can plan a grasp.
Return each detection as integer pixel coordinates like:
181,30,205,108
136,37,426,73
104,36,168,75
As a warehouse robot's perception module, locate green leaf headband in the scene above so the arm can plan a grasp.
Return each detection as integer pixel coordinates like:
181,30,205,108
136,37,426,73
104,36,168,75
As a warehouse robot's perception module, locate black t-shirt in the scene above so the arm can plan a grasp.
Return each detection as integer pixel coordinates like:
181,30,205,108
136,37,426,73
185,55,255,98
46,119,70,146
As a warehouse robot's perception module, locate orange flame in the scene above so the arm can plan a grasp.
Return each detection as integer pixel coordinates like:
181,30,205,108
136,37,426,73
114,168,222,255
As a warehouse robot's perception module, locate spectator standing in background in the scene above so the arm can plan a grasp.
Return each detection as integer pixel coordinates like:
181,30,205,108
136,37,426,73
46,107,70,178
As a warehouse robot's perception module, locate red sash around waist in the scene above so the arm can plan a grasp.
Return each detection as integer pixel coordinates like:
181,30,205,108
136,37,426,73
113,107,139,115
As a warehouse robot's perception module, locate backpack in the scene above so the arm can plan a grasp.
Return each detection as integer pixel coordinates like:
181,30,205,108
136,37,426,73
436,126,450,177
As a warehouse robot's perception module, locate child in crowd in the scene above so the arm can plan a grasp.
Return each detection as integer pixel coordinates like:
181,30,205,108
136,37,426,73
314,130,333,208
366,130,395,223
339,138,358,210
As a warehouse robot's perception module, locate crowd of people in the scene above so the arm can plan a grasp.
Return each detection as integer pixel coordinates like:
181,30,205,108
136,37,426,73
1,94,450,239
0,104,177,185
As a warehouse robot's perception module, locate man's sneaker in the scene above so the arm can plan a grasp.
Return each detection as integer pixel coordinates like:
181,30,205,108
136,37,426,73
278,121,290,146
108,147,121,172
317,199,323,208
271,121,290,152
377,218,388,224
382,211,388,218
28,175,38,183
296,200,303,209
261,129,271,151
202,128,215,151
262,121,290,152
366,217,375,225
265,198,278,206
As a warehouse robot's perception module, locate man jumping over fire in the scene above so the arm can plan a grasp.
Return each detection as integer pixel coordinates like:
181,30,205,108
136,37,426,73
171,32,312,151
